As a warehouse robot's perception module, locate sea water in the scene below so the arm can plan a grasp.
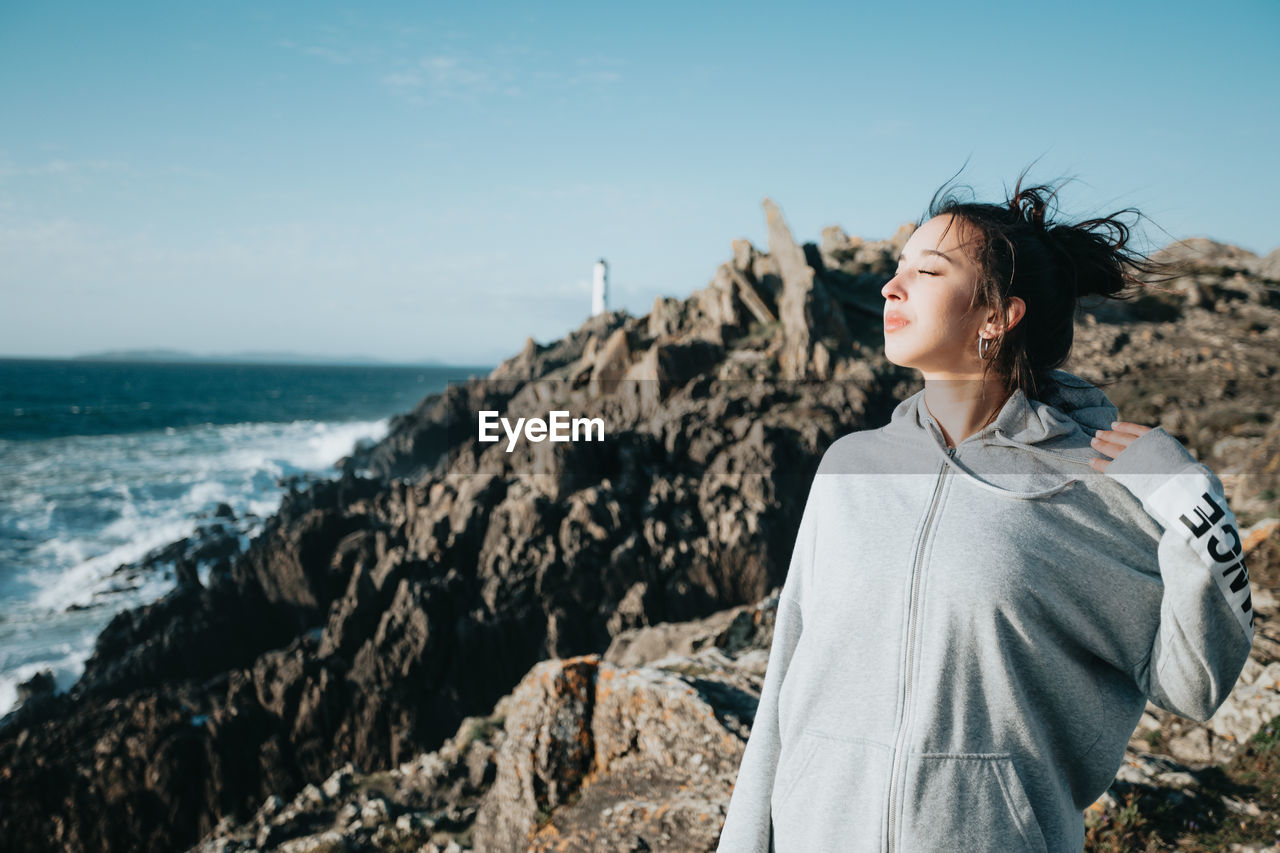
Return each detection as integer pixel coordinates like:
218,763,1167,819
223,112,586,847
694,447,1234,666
0,357,486,714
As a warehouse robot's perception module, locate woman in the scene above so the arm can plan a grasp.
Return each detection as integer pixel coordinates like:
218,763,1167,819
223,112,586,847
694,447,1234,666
715,176,1255,852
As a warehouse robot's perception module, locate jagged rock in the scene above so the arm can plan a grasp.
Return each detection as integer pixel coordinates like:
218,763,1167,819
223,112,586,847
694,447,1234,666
723,263,776,325
765,197,820,380
692,264,742,337
1234,423,1280,522
469,650,753,852
4,199,1280,853
590,327,635,395
603,604,751,668
646,297,684,340
1260,247,1280,282
1153,237,1278,279
14,671,55,707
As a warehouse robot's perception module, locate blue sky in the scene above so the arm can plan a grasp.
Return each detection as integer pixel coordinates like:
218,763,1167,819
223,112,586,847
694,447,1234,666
2,1,1277,365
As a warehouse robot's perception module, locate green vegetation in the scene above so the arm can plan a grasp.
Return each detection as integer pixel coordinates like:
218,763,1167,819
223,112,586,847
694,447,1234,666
659,660,717,679
355,770,397,799
1084,789,1170,852
463,713,505,747
1086,716,1280,851
736,319,781,347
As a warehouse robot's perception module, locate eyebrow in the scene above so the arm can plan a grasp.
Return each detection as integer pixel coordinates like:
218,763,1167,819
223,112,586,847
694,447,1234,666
897,249,953,264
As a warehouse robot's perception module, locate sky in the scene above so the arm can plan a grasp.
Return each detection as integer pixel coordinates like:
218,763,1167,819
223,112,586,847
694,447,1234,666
1,1,1277,366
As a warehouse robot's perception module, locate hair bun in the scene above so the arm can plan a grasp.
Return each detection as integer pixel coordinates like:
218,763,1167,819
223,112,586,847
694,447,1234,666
1042,224,1128,300
1010,187,1053,230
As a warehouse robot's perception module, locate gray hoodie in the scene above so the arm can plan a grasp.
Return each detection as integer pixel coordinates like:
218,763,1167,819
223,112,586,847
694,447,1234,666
715,369,1254,853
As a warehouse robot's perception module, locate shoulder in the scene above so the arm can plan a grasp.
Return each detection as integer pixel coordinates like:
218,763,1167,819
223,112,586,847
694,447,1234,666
814,426,929,479
817,428,883,475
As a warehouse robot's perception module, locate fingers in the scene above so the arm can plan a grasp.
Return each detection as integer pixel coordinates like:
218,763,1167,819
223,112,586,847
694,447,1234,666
1109,421,1153,438
1089,421,1155,464
1090,432,1129,458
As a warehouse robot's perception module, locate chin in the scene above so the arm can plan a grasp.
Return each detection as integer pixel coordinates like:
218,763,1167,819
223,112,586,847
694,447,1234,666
882,343,917,370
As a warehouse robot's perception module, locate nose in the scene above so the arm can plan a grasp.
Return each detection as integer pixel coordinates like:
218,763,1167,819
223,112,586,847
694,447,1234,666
881,272,904,301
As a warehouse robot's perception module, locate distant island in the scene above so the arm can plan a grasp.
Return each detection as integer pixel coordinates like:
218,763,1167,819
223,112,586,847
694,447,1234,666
17,348,465,367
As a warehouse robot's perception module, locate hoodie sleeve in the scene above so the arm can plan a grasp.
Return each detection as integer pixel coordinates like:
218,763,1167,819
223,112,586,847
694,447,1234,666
715,472,821,853
1104,426,1255,722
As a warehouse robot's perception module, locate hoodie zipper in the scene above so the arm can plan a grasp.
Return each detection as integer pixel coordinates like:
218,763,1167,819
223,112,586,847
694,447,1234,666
885,444,953,853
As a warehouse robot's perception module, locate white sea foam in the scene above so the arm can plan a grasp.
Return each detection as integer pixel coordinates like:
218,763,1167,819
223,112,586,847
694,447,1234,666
0,631,97,715
0,416,393,715
26,515,196,611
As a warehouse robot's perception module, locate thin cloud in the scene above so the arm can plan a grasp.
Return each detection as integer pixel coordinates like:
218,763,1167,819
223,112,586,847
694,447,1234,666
382,70,424,88
381,48,621,105
302,44,353,65
0,159,134,179
277,38,373,66
381,53,515,104
566,54,624,87
0,157,216,183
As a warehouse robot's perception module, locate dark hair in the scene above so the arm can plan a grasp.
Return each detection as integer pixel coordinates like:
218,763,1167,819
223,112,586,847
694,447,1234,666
922,166,1177,402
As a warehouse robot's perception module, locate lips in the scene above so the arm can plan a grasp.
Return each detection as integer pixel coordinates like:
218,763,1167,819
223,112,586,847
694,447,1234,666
884,311,909,331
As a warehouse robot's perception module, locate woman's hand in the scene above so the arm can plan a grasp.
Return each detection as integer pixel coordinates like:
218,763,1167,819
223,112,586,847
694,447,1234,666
1089,421,1156,472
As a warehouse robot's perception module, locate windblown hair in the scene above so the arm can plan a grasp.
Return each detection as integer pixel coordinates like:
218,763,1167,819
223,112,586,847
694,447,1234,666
923,166,1177,401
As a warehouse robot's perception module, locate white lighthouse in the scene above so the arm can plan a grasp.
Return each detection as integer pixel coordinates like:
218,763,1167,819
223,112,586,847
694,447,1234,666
591,258,609,317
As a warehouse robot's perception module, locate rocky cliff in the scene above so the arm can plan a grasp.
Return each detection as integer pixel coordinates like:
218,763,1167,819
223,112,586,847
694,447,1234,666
2,199,1279,853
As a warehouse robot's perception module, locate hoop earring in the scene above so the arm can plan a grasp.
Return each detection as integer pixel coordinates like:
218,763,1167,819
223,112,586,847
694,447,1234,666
978,334,993,360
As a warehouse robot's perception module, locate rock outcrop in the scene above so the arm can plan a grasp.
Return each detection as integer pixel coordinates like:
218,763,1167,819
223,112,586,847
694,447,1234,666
2,200,1278,852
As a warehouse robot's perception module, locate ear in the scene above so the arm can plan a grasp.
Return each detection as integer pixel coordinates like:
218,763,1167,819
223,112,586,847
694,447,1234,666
985,297,1026,335
1003,297,1026,333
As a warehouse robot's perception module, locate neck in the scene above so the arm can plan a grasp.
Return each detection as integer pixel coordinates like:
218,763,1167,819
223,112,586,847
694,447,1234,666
922,373,1012,448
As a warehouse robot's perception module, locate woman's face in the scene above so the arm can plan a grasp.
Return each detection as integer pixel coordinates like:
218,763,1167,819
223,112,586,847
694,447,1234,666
881,214,990,376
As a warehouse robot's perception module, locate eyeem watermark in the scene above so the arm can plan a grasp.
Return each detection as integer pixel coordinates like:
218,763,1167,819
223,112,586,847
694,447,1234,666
479,410,606,452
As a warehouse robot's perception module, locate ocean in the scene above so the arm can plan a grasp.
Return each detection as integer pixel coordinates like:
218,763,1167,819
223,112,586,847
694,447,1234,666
0,357,487,714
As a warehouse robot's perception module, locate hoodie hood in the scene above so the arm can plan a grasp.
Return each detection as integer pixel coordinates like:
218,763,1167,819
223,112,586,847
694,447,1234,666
882,369,1119,500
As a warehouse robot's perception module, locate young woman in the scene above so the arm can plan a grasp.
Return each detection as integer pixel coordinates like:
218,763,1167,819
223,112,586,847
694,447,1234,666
715,176,1255,852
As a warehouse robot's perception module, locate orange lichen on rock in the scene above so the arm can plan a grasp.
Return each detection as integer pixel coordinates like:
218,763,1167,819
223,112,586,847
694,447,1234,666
531,823,560,839
1244,520,1279,554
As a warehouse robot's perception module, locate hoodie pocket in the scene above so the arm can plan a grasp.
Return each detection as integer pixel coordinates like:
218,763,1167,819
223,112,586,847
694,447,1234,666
898,753,1047,852
771,727,893,852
